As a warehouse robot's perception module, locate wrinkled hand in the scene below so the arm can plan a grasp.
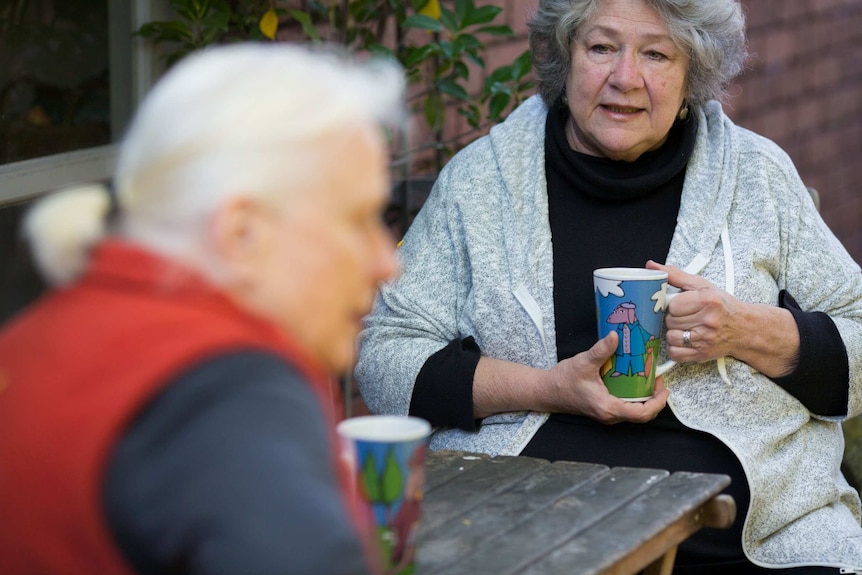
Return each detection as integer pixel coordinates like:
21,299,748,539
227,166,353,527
647,260,743,364
545,331,668,424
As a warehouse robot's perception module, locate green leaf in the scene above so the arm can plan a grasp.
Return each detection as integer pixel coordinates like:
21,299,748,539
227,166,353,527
404,43,440,67
434,59,453,78
287,9,320,41
170,0,198,21
511,49,532,77
201,0,231,30
438,39,455,60
454,0,472,29
488,91,511,120
424,92,443,131
438,6,457,32
351,1,380,24
465,51,485,69
463,5,501,27
453,60,469,79
486,81,513,97
452,34,482,54
488,64,515,83
403,14,445,32
438,77,470,101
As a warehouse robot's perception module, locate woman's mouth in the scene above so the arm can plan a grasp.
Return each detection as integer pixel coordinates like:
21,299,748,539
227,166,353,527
603,105,642,114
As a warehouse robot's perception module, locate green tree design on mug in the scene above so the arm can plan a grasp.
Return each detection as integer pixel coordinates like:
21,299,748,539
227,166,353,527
360,448,405,522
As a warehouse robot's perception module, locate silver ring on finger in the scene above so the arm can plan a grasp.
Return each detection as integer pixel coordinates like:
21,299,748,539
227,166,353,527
682,330,692,347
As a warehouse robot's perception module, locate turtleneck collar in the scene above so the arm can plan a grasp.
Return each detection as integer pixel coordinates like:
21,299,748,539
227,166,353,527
546,100,698,201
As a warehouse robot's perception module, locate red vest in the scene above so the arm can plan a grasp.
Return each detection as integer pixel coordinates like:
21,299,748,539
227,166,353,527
0,241,356,573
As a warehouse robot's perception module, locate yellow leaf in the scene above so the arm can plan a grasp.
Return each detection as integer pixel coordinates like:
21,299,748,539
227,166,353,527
259,9,279,40
418,0,441,20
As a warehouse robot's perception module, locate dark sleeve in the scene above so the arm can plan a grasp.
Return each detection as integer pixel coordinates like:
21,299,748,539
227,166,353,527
769,290,849,416
104,351,371,575
409,336,481,432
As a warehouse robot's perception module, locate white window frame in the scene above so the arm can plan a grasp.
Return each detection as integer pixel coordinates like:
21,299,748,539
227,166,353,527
0,0,169,206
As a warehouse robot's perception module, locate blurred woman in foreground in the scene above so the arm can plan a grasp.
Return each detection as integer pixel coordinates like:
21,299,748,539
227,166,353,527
0,43,402,574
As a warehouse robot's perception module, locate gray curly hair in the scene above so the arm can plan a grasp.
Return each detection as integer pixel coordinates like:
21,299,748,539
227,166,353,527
528,0,748,108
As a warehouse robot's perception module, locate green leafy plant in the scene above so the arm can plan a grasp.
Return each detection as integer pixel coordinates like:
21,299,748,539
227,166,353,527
135,0,534,171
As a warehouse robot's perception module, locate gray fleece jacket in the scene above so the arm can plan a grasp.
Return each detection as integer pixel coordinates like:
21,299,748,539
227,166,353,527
356,95,862,569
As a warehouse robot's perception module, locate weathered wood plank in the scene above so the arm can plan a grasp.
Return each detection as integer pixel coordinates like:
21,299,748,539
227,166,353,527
520,471,732,575
423,450,489,492
419,455,548,534
437,466,669,575
417,460,608,574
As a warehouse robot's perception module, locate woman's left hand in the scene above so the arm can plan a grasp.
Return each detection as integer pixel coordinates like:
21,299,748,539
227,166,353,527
646,260,800,378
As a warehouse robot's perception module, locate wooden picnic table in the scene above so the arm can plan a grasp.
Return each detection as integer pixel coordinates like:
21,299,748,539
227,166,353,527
415,450,736,575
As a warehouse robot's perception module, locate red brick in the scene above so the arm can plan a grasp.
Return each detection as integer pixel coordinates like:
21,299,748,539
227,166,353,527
813,58,843,92
741,0,777,30
780,62,810,102
507,0,536,36
793,98,822,136
831,86,862,123
761,106,792,143
484,38,530,71
783,0,812,22
765,28,797,65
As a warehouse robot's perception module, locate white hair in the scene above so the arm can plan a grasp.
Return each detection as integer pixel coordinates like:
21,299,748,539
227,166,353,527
25,43,405,286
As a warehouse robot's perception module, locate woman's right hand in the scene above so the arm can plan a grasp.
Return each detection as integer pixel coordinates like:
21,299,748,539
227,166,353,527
472,331,668,423
542,332,669,424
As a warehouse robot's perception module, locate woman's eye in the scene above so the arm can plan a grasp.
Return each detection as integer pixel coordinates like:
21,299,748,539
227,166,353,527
646,50,667,61
591,44,612,54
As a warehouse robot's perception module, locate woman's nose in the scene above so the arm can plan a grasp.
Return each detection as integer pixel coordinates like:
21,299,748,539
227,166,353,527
609,51,645,91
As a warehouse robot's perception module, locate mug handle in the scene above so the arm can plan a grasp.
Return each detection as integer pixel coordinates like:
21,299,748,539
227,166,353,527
655,291,679,377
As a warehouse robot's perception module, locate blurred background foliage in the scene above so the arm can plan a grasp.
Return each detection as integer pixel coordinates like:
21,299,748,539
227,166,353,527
136,0,534,171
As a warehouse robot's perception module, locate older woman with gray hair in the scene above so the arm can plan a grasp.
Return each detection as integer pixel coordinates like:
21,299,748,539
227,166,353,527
0,44,402,573
356,0,862,572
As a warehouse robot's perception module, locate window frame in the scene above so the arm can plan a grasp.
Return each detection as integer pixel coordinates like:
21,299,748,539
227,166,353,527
0,0,168,206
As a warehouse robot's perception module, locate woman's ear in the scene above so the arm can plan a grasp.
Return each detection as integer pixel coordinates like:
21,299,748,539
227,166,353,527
210,196,273,283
